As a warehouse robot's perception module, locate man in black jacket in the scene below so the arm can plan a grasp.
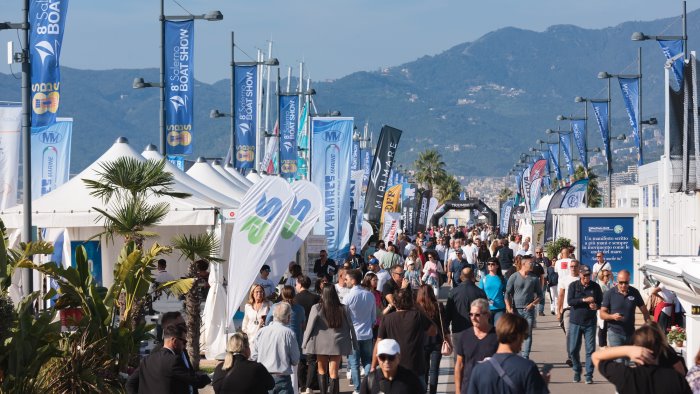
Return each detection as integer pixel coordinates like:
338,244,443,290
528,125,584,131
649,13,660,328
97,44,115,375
445,267,487,351
567,265,603,384
294,275,321,393
126,324,210,394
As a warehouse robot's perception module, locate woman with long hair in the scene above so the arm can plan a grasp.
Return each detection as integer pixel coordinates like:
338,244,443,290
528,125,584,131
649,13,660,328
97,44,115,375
212,332,274,394
241,284,271,350
362,272,383,339
478,257,507,325
489,239,501,257
416,284,450,394
405,248,421,271
302,285,358,394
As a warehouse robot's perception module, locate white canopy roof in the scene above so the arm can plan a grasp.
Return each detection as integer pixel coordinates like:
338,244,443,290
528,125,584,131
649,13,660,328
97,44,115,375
246,170,263,182
141,146,240,208
223,163,253,188
186,159,247,201
211,160,250,191
0,138,218,228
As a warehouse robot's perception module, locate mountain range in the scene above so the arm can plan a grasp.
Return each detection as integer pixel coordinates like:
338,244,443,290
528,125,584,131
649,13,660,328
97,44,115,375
1,9,698,177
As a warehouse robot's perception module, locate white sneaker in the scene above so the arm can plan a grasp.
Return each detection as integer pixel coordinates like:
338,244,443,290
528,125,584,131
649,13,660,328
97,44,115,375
360,366,366,377
346,369,352,380
303,389,312,394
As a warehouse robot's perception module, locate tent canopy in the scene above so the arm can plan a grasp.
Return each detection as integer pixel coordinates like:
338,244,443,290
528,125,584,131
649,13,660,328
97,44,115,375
186,158,247,201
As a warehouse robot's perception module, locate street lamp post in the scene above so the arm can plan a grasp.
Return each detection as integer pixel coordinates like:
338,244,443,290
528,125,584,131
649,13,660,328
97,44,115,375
631,1,687,61
133,2,222,156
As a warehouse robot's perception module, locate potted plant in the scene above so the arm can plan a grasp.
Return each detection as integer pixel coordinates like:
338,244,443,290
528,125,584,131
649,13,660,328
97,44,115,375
667,325,686,347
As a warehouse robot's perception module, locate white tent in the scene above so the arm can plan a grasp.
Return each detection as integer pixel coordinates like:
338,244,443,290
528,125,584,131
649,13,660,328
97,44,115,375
223,162,253,188
211,160,250,191
246,170,263,183
186,159,247,202
0,137,221,286
141,145,240,209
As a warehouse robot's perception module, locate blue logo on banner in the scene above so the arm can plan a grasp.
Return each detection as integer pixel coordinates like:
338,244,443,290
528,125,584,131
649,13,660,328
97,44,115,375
618,77,641,166
31,119,72,197
658,40,684,90
279,95,299,178
559,134,574,177
29,0,69,128
571,120,587,169
164,20,194,155
591,100,612,171
312,118,353,260
235,65,258,168
548,144,561,181
579,217,635,284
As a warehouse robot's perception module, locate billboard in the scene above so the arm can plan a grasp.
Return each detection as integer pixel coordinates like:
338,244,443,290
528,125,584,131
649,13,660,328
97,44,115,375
579,217,635,283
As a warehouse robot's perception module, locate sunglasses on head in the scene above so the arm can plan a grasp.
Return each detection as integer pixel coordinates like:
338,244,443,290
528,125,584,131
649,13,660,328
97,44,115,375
378,354,397,362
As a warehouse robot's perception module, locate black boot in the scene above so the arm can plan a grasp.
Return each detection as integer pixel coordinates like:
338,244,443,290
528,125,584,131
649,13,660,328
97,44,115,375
429,383,438,394
317,373,328,394
329,377,340,394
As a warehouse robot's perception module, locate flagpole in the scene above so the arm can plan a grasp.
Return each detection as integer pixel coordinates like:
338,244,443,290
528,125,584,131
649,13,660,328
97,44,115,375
256,49,263,171
638,46,643,166
229,31,235,165
264,41,273,134
21,0,32,294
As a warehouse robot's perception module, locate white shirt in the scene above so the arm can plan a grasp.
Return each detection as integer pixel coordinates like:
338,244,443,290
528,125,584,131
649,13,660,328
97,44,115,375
509,241,520,254
463,244,478,265
376,269,390,291
154,269,175,283
374,249,387,262
559,275,578,309
555,258,573,294
404,242,417,257
254,276,276,298
435,244,447,261
591,261,611,278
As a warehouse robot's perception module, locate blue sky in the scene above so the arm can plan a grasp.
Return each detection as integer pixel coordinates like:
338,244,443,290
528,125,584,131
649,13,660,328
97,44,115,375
0,0,695,84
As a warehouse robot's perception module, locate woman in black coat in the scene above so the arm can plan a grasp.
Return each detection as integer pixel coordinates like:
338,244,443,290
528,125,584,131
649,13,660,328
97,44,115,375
212,332,274,394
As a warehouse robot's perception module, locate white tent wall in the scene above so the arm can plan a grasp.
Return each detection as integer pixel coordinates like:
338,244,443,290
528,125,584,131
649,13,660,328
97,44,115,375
224,163,253,188
186,161,247,201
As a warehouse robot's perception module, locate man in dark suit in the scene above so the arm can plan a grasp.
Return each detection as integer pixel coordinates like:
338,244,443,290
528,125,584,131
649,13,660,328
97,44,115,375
445,267,487,351
126,324,210,394
294,275,321,393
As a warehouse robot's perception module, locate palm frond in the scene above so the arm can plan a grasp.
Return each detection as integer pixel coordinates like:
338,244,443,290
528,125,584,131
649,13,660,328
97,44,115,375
172,233,223,263
157,278,195,297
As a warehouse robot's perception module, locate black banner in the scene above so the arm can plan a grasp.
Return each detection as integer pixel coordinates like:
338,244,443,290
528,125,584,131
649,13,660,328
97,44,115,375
363,125,402,229
544,186,569,243
416,189,431,233
401,183,417,236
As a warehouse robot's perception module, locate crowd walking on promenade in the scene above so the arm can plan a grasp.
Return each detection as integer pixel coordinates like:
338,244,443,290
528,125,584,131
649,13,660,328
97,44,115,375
126,223,699,394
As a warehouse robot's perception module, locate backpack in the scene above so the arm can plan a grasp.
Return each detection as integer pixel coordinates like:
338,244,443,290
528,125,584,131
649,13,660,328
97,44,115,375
546,266,558,286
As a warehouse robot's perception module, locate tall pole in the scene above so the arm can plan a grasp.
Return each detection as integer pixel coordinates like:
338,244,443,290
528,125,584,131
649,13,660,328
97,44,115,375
683,1,687,61
584,103,589,177
264,41,273,133
607,76,612,207
255,50,263,171
229,31,235,165
21,0,32,295
638,46,643,166
159,0,166,155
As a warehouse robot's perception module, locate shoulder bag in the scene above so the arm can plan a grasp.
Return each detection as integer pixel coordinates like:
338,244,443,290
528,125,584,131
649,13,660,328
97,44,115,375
436,304,453,356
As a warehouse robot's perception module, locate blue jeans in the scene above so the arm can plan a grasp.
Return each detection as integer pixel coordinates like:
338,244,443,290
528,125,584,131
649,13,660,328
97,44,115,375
490,309,505,326
348,338,373,390
607,330,632,363
270,375,293,394
538,296,545,314
424,347,442,388
516,308,535,359
568,322,596,379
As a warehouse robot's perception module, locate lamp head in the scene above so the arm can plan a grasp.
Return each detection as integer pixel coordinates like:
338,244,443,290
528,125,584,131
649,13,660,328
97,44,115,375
616,134,627,141
556,115,565,121
210,109,222,118
574,96,585,103
264,57,280,66
203,11,224,21
631,32,647,41
306,88,317,96
545,128,554,134
536,139,544,144
132,77,146,89
597,71,612,79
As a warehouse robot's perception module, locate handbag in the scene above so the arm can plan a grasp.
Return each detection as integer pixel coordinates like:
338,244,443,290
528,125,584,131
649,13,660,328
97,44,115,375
436,304,453,356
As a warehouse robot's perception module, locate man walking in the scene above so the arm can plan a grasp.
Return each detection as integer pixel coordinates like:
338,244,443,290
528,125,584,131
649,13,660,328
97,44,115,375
591,252,611,279
252,303,301,393
379,245,403,270
557,259,581,366
294,276,320,393
313,250,337,281
505,255,543,359
600,269,650,348
448,249,473,288
567,265,603,384
446,267,487,351
344,269,377,394
496,238,514,274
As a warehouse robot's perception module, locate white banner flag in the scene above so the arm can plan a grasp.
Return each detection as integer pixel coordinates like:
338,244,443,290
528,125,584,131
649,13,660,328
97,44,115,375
0,106,21,210
426,197,438,227
226,176,295,323
381,212,401,243
266,180,323,286
361,221,373,249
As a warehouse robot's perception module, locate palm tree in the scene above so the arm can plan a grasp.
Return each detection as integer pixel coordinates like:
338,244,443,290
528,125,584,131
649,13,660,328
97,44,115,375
574,165,602,208
83,157,191,248
413,149,447,193
435,174,462,204
172,233,223,370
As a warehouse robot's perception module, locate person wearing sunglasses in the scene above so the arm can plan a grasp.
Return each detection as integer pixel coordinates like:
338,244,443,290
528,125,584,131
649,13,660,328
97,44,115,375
360,339,422,394
454,299,498,394
600,270,651,351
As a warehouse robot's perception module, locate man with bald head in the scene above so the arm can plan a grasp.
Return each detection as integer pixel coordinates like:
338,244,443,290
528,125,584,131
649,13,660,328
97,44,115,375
445,266,487,351
600,269,650,348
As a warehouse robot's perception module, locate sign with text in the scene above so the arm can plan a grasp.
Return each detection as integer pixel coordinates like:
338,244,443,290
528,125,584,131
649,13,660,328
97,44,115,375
579,217,634,283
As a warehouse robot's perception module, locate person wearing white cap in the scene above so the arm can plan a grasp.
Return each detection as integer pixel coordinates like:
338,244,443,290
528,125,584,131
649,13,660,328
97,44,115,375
360,339,422,394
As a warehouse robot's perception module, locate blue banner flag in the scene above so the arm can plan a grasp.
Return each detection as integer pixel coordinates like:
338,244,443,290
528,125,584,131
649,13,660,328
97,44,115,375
351,135,360,171
658,39,684,90
591,100,612,171
31,118,71,197
234,65,258,168
296,102,309,179
541,150,552,190
560,134,574,178
618,77,641,166
167,155,185,171
164,20,194,155
29,0,69,128
571,119,588,169
548,144,561,181
311,117,353,261
279,95,299,178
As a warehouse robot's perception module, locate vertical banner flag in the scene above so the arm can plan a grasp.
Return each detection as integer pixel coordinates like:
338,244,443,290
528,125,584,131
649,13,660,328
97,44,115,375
529,159,547,211
265,180,322,286
352,149,372,249
521,165,531,211
591,100,612,172
541,150,552,190
30,118,72,199
0,106,21,209
559,134,574,178
279,95,299,178
262,120,279,174
571,120,588,169
227,176,295,324
416,189,432,233
311,117,353,261
296,102,309,179
426,197,438,228
234,65,258,168
560,179,589,208
29,0,69,128
381,212,401,243
544,186,569,243
618,77,641,166
401,183,417,236
499,199,513,236
548,144,561,181
363,126,402,229
380,184,402,225
658,40,684,89
164,20,194,155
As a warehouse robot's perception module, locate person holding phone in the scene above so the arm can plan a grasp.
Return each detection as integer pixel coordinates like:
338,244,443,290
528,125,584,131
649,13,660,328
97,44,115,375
600,270,651,351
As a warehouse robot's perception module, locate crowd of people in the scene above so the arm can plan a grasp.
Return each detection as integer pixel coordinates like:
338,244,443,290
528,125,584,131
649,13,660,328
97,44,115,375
126,223,700,394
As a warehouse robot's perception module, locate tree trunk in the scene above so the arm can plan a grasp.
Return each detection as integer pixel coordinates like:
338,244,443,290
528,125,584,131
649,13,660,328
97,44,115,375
186,261,201,370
